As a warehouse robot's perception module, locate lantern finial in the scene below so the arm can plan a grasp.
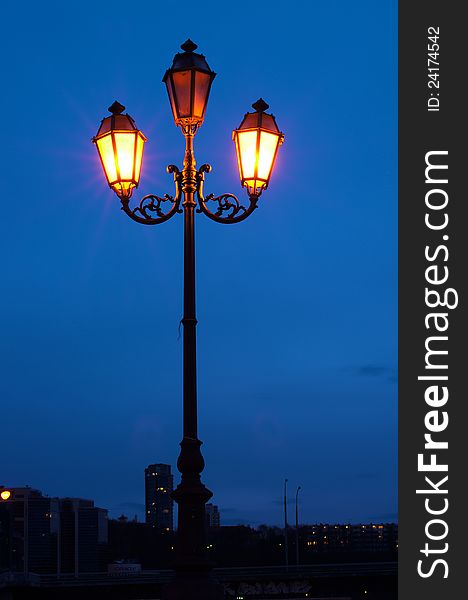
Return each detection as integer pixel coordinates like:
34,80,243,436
181,39,198,53
108,101,125,115
252,98,269,113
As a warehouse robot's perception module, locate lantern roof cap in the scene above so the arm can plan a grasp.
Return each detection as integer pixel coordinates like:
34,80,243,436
164,39,215,77
181,39,198,52
108,100,125,115
252,98,269,113
94,101,142,139
236,99,283,137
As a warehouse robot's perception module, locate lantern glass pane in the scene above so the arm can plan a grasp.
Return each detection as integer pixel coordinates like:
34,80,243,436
257,131,279,181
96,134,117,184
237,130,258,180
172,70,192,117
135,133,145,183
166,78,177,121
234,135,243,183
114,132,136,180
193,71,211,118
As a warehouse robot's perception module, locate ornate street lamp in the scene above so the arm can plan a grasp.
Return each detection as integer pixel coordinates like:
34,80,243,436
163,39,216,132
233,98,284,196
93,101,147,199
92,40,284,600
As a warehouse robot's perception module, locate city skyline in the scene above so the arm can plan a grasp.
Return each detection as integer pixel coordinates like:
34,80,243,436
0,0,397,527
1,482,397,583
2,463,396,526
2,483,397,529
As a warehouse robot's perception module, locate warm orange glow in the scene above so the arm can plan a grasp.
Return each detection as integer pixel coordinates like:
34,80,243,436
257,131,279,180
93,104,147,199
96,134,117,183
233,100,284,195
94,130,146,198
114,133,136,180
234,128,282,195
237,131,257,180
163,40,216,127
1,490,11,501
193,71,212,119
135,134,145,182
172,70,192,116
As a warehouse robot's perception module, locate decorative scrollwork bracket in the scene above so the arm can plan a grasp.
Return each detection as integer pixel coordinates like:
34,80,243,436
120,165,183,225
196,164,259,224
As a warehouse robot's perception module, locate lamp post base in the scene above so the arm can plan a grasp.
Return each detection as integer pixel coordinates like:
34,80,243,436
166,437,223,599
161,573,225,600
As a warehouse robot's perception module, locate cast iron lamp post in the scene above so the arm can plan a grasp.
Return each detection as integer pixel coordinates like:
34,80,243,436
92,40,284,599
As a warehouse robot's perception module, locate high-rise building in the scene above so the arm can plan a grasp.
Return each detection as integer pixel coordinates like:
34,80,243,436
205,503,220,529
0,486,59,574
59,498,108,575
144,464,173,531
0,485,108,575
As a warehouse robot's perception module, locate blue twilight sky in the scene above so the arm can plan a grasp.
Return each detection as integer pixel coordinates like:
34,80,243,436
0,0,397,526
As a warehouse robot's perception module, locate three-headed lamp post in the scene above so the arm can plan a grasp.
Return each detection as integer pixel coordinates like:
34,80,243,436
92,40,284,599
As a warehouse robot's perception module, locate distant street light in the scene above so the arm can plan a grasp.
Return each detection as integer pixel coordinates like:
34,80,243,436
284,478,289,567
295,486,301,564
92,39,284,600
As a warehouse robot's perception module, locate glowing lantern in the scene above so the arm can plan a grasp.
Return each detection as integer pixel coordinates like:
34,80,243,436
93,101,147,199
1,490,11,501
233,99,284,196
163,39,216,128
